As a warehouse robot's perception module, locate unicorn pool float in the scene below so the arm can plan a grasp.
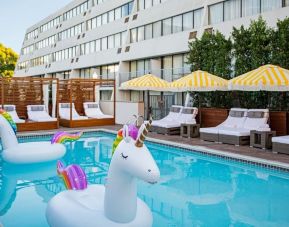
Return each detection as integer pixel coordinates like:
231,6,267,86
0,109,66,164
46,118,160,227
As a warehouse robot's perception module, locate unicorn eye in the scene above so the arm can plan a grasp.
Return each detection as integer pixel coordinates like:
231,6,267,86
121,153,128,160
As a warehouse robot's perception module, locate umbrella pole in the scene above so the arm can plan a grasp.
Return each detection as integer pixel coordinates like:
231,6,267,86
147,90,150,120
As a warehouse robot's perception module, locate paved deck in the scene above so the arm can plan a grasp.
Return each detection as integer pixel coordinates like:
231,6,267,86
18,125,289,165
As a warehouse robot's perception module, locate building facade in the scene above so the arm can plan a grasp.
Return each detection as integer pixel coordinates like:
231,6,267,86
15,0,289,117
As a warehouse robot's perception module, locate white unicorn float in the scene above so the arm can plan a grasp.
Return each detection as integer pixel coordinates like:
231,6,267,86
46,119,160,227
0,110,66,164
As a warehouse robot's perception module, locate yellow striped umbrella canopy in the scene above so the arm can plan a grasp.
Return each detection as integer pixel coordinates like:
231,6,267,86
120,74,170,91
229,64,289,91
169,70,228,92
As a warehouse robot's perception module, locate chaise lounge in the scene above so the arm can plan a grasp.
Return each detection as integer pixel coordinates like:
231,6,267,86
151,106,198,135
200,108,248,142
218,109,270,146
272,136,289,154
59,103,88,120
27,105,57,122
3,105,25,123
83,102,113,119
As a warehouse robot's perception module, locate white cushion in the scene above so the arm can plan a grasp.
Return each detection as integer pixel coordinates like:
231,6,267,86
83,102,113,119
272,136,289,144
200,127,219,134
243,109,269,130
219,128,251,136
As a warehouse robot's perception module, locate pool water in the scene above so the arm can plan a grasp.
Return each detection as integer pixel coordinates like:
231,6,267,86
1,132,289,227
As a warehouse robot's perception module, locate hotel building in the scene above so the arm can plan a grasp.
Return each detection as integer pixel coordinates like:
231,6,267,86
15,0,289,118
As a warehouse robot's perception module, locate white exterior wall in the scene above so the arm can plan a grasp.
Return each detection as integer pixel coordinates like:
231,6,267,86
15,0,289,79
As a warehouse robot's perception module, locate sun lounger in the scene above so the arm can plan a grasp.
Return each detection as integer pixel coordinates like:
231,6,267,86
272,136,289,154
27,105,57,122
59,103,88,120
218,109,270,146
200,108,248,142
151,106,198,135
3,105,25,123
83,102,113,119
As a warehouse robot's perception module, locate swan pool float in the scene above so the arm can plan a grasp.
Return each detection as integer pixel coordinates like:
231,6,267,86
46,119,160,227
0,110,66,164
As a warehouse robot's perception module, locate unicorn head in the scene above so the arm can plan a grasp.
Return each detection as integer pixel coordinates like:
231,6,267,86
110,118,160,184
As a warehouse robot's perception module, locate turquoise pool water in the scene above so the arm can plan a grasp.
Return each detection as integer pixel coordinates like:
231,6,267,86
1,132,289,227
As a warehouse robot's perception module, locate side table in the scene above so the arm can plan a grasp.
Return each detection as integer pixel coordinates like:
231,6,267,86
250,130,276,150
181,123,200,138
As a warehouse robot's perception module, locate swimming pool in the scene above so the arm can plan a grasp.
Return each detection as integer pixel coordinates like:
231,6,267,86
1,131,289,226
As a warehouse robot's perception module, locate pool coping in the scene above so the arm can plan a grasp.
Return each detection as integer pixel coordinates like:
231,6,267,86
17,128,289,172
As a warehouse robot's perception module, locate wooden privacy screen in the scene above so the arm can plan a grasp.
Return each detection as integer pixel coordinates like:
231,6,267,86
58,79,116,128
0,77,58,119
58,78,115,116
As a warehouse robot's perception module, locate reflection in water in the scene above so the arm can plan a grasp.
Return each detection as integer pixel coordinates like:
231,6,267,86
1,133,289,227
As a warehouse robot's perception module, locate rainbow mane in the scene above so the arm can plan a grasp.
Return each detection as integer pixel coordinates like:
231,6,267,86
51,131,83,144
0,109,17,134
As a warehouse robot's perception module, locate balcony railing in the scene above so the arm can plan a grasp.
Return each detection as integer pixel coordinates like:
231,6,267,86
119,66,191,85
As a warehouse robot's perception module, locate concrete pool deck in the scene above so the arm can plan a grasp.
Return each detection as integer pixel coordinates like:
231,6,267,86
17,124,289,167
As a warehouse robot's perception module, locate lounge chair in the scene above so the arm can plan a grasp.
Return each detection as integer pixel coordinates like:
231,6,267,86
59,103,88,120
83,102,113,119
218,109,270,146
151,106,198,135
3,105,25,123
200,108,248,142
27,105,57,122
272,136,289,154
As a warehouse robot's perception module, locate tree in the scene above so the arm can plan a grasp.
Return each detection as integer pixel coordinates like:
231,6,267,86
0,43,18,78
187,31,232,108
232,17,273,109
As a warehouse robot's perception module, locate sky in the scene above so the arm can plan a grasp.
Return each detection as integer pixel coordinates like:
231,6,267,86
0,0,71,53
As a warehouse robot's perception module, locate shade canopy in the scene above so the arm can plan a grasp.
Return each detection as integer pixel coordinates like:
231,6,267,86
169,70,228,92
229,64,289,91
120,74,170,91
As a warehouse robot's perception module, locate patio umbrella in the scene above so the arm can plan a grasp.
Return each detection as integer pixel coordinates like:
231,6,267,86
169,70,228,92
120,74,170,119
119,74,170,91
229,64,289,91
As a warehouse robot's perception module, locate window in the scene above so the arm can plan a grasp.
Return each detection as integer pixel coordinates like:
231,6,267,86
137,60,145,75
173,55,183,75
101,37,107,50
96,39,101,52
115,33,121,47
286,0,289,6
138,0,145,11
153,21,162,38
224,0,241,21
162,18,172,35
242,0,260,17
97,16,102,27
115,7,121,20
122,4,129,17
209,3,224,25
145,24,153,40
172,15,182,33
183,12,193,30
130,28,137,43
108,35,114,49
153,0,160,6
261,0,282,13
138,26,145,42
122,31,127,45
145,0,152,9
109,10,115,22
90,41,95,53
102,13,108,24
194,8,203,28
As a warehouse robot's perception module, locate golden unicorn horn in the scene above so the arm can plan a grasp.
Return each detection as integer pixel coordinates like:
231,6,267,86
135,116,152,147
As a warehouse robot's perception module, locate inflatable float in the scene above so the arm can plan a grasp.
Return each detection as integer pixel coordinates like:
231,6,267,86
0,110,66,164
46,119,160,227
